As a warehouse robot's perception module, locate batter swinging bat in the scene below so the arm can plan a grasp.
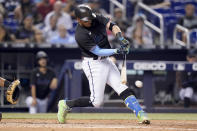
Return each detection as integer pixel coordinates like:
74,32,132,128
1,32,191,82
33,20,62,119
121,54,127,85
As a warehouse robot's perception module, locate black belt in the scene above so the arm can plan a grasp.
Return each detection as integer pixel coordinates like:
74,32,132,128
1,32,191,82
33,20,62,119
93,56,107,60
82,56,107,60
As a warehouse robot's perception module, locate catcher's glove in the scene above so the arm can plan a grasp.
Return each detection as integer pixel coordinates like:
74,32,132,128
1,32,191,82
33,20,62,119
6,80,20,104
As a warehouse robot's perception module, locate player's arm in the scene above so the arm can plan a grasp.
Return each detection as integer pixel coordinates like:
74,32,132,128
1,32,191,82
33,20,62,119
50,78,58,90
106,21,129,46
31,85,37,106
106,21,121,36
0,77,11,88
90,21,129,56
30,71,37,106
90,45,117,56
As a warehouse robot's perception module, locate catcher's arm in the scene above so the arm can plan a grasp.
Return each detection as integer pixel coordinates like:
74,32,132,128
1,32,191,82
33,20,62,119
0,77,11,88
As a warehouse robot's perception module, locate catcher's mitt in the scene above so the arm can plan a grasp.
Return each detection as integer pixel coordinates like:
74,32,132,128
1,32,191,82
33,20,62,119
6,80,20,104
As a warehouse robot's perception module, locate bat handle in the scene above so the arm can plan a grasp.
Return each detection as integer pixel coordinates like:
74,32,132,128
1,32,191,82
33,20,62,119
123,54,126,66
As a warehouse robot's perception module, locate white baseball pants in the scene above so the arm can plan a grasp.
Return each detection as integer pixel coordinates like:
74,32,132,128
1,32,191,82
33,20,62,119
82,57,128,107
179,87,197,102
26,96,48,114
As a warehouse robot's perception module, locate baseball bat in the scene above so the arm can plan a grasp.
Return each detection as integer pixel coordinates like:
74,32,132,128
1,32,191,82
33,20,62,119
121,54,127,85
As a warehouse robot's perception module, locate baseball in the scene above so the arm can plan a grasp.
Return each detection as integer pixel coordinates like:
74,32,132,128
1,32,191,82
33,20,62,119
135,80,143,88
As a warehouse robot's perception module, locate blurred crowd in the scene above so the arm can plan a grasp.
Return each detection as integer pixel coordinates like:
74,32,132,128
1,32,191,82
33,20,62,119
0,0,196,47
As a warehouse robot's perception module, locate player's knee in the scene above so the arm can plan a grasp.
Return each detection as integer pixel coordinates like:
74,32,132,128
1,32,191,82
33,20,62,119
179,88,185,100
185,87,194,98
92,100,104,108
25,96,33,107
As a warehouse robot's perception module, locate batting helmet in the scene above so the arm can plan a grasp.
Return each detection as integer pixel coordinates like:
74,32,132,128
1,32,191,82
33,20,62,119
187,49,197,58
36,51,48,60
74,5,96,21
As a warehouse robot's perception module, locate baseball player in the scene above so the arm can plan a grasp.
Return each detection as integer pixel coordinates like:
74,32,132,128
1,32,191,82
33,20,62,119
57,5,150,124
179,49,197,108
26,51,57,114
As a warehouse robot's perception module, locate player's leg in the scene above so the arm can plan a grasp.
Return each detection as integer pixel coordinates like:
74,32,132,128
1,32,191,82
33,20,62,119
25,96,37,114
0,77,11,88
181,87,193,108
37,98,48,113
106,58,150,124
179,88,185,101
57,59,109,123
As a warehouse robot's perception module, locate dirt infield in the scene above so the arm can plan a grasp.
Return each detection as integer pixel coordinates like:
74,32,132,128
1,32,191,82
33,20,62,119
0,119,197,131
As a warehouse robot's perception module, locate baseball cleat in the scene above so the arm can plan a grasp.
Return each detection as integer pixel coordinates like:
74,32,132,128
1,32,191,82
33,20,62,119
137,110,150,124
57,100,71,124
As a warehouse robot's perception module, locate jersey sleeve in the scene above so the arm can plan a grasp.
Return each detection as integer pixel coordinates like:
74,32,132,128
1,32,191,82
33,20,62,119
50,69,56,79
75,32,96,51
96,14,110,26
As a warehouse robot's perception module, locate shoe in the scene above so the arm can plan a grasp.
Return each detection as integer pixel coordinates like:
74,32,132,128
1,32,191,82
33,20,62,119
57,100,71,124
137,110,150,124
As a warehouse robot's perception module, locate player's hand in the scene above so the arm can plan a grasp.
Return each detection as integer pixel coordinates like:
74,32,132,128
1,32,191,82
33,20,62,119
119,37,130,47
115,46,129,55
32,98,37,106
116,32,130,46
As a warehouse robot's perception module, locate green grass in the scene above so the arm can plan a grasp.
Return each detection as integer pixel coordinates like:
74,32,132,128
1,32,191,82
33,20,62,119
2,113,197,120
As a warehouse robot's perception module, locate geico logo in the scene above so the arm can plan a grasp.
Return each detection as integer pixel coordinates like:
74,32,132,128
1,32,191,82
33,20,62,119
192,63,197,71
74,62,82,70
133,62,166,70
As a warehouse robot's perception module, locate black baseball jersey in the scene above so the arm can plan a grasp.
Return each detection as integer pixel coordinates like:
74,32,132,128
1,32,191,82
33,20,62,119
75,14,111,57
31,67,56,99
181,71,197,92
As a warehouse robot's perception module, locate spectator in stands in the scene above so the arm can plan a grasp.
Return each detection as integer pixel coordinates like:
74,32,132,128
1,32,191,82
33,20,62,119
10,15,36,43
37,0,53,22
0,0,19,18
49,0,67,5
178,3,197,43
142,0,170,9
1,0,20,32
43,14,58,43
44,1,73,31
15,0,39,24
178,49,197,108
34,29,45,44
50,24,77,47
86,0,108,16
113,8,130,33
0,2,4,15
125,14,153,46
26,51,57,114
178,3,197,30
63,0,77,19
0,14,10,42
